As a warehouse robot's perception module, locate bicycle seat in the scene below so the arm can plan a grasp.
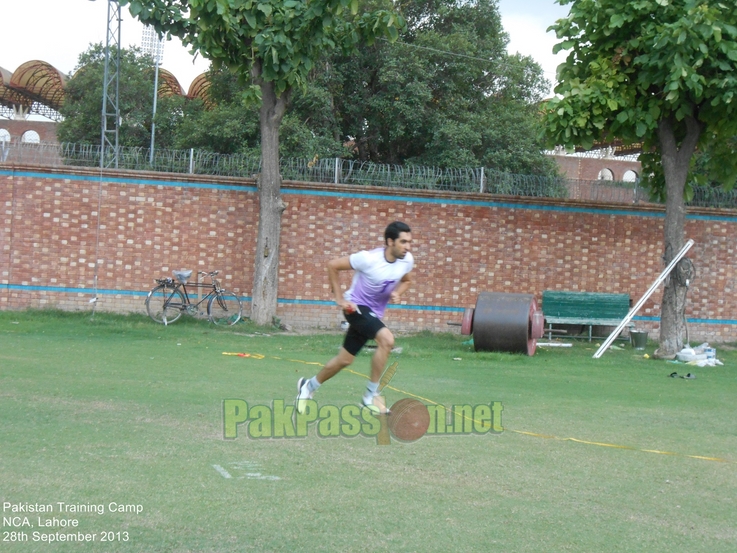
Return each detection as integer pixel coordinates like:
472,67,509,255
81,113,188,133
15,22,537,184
173,269,193,283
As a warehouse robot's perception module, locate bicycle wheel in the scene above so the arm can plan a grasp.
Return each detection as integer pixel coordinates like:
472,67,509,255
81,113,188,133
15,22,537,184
146,285,186,324
208,291,243,326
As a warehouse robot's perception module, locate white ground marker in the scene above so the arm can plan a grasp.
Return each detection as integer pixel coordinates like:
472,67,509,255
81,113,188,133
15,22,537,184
212,464,233,479
213,461,281,481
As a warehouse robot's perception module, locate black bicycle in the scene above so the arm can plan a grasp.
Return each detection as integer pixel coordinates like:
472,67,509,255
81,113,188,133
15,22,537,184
145,270,243,326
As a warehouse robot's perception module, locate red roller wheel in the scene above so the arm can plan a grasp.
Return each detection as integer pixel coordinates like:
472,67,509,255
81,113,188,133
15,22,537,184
531,310,545,340
526,297,543,356
461,307,474,335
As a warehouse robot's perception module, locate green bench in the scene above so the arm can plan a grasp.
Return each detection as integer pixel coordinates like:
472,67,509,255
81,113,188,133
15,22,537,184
542,290,632,341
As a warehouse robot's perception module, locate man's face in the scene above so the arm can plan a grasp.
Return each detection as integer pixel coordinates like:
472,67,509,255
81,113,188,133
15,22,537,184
388,232,412,259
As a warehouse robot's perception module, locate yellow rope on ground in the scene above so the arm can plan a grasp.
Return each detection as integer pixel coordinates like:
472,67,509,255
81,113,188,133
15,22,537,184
506,431,732,463
222,351,734,464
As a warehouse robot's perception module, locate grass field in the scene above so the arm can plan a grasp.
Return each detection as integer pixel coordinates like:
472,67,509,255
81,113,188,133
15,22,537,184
1,309,736,552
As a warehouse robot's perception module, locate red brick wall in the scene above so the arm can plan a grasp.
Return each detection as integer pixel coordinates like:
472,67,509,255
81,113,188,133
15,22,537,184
553,154,641,181
0,120,58,143
2,164,737,342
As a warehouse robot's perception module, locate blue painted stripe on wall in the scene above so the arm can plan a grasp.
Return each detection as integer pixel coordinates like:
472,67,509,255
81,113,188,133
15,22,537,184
5,168,737,222
3,283,735,324
3,284,148,296
679,317,737,325
1,169,256,193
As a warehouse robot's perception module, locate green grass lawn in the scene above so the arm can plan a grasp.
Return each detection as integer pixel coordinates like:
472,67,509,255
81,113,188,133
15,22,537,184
1,310,735,552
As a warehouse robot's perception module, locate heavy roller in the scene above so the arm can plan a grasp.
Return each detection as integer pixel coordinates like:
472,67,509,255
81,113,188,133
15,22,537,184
455,292,545,356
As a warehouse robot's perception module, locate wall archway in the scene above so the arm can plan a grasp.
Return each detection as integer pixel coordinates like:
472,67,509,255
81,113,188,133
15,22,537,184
623,169,639,182
21,130,40,143
597,168,614,181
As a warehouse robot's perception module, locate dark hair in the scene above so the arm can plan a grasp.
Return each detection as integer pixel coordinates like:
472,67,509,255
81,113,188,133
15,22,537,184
384,221,411,244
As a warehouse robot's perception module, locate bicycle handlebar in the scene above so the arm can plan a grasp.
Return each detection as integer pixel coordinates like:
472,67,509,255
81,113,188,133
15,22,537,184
154,271,220,285
154,271,220,286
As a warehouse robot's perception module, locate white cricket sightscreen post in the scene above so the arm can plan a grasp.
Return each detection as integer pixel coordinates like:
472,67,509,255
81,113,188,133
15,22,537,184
593,239,695,359
149,59,160,164
141,25,165,165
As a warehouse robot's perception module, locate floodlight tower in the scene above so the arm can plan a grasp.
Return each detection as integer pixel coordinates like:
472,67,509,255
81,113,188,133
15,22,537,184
141,25,165,165
92,0,122,169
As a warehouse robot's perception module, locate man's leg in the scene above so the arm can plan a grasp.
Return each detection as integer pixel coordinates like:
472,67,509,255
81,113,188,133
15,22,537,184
316,348,355,383
370,327,395,383
360,327,394,412
296,348,355,414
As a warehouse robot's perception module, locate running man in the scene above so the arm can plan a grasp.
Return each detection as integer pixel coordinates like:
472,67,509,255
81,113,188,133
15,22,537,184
296,221,414,414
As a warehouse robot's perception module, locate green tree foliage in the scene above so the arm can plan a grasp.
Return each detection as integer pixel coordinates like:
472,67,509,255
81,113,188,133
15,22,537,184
325,0,557,175
170,66,347,158
168,68,261,155
686,135,737,207
280,68,350,159
543,0,737,356
118,0,404,324
150,94,191,150
58,44,159,148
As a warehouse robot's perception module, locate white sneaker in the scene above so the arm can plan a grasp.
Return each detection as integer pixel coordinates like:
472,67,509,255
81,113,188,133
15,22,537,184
361,395,391,415
296,377,313,414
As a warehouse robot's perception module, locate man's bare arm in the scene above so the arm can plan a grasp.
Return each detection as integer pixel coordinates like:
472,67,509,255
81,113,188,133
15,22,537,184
327,256,355,309
390,272,412,303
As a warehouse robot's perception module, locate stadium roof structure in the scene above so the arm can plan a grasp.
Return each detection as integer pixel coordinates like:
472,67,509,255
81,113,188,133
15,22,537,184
186,73,213,109
1,59,213,123
0,61,66,121
158,68,183,97
0,66,29,119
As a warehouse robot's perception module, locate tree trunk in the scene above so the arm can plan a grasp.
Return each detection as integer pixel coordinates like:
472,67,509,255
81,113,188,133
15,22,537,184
357,136,368,161
655,116,701,358
250,75,289,326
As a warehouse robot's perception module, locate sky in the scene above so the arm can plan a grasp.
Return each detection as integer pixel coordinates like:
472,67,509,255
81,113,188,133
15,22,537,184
1,0,570,98
498,0,570,93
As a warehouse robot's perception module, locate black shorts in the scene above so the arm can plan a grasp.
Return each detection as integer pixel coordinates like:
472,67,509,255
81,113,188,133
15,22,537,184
342,305,386,356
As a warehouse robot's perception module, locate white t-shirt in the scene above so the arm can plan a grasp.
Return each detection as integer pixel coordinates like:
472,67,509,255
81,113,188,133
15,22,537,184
345,247,414,318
